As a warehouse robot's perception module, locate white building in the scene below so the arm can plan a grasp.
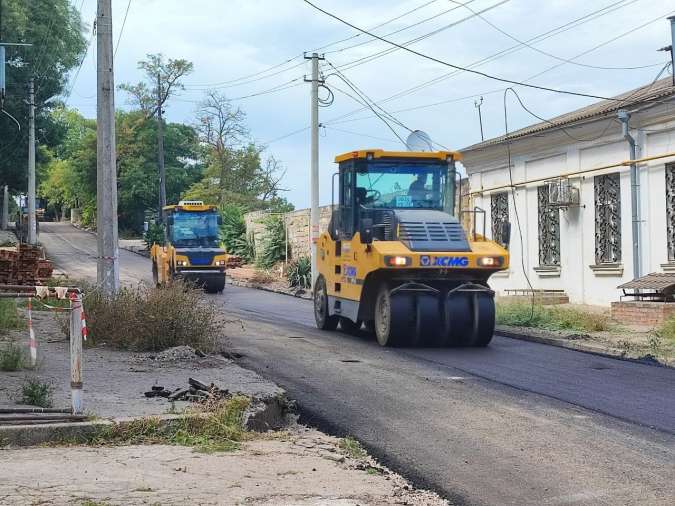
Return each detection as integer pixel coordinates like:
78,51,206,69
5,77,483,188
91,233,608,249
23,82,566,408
461,78,675,306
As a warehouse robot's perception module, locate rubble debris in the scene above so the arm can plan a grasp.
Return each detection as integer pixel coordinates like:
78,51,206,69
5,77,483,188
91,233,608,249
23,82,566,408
0,244,53,285
144,377,230,402
149,345,204,362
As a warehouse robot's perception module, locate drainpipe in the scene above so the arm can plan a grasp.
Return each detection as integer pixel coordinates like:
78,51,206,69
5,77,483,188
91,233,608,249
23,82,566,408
617,110,640,280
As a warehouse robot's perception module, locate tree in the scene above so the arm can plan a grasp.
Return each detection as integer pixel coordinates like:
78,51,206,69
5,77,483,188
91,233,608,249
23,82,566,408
0,0,87,192
184,91,291,211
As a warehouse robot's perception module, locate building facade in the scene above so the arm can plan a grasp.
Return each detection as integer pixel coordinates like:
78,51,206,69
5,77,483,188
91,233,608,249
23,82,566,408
461,78,675,306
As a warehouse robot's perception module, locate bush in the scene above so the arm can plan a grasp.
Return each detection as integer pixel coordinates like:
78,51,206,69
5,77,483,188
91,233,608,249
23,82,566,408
144,222,165,250
0,299,23,330
21,377,54,408
0,342,25,371
657,316,675,342
287,256,311,288
83,281,220,352
496,302,611,333
219,205,254,262
257,215,286,269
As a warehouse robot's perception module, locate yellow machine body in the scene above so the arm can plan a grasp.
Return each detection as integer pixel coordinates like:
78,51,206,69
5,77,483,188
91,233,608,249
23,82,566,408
313,149,510,347
150,201,228,293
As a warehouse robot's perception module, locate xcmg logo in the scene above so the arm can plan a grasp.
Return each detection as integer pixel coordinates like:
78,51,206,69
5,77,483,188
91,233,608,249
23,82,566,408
420,255,469,267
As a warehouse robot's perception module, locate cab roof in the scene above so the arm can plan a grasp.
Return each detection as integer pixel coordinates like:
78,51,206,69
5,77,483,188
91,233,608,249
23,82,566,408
334,149,462,163
163,203,218,213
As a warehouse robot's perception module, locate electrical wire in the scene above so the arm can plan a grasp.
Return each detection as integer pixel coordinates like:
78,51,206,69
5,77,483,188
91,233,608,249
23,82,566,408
63,23,95,107
323,125,401,145
447,0,662,71
303,0,668,105
114,0,132,58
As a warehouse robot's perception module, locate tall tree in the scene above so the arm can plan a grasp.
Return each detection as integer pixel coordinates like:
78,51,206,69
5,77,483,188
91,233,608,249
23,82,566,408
0,0,86,192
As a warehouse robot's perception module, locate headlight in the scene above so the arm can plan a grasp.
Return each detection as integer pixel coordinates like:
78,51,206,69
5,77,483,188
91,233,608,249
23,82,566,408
176,260,187,266
477,256,503,267
384,255,411,267
216,260,226,266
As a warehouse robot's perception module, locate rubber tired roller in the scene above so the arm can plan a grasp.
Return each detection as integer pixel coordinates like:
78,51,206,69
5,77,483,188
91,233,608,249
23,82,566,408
314,149,510,347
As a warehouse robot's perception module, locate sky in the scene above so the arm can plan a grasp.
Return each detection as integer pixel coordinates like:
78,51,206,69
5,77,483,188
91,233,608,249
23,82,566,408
66,0,675,209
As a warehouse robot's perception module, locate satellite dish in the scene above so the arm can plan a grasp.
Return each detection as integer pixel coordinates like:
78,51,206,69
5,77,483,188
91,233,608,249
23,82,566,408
405,130,434,152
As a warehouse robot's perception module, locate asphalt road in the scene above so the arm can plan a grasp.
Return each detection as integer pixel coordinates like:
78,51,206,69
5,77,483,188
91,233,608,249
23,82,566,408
40,222,675,506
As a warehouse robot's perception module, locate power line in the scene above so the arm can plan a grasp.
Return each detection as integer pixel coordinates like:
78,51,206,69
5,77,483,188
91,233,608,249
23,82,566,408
114,0,132,58
323,125,401,145
302,0,659,104
447,0,661,70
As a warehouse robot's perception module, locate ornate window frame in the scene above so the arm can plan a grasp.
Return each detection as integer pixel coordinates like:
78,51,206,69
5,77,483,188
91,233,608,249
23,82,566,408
490,192,509,245
667,164,675,263
593,173,622,272
537,185,560,268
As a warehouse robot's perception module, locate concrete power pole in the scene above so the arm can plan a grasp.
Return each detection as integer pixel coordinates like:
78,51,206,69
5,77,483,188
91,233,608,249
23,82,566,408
96,0,120,295
27,78,37,245
305,52,324,287
157,73,166,219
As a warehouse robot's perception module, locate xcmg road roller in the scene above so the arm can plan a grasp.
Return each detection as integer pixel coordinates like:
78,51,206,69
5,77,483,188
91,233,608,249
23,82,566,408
313,149,510,347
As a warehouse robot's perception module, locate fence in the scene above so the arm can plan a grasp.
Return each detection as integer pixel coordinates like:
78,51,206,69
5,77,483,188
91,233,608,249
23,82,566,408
0,284,85,418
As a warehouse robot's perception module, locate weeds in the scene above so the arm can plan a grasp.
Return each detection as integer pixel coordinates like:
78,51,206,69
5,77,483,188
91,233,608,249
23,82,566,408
0,299,23,330
21,377,54,408
220,205,255,262
496,302,612,333
657,316,675,342
287,256,311,289
257,215,286,269
0,341,25,371
339,436,367,459
92,396,250,453
82,281,220,352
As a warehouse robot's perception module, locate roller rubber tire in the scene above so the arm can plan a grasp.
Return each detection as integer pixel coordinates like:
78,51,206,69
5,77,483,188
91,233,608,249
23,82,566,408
152,262,159,287
467,293,495,347
204,277,225,294
411,294,440,347
314,276,339,331
339,317,362,334
443,293,473,347
374,285,415,347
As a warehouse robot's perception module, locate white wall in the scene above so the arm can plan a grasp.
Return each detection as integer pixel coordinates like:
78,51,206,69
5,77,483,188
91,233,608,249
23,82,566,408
467,124,674,307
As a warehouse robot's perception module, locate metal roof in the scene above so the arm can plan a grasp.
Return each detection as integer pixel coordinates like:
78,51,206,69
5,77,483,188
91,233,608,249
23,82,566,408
334,149,462,163
618,272,675,291
462,77,675,152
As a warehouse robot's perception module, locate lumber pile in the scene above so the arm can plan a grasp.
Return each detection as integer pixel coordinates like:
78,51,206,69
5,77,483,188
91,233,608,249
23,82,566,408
0,244,53,285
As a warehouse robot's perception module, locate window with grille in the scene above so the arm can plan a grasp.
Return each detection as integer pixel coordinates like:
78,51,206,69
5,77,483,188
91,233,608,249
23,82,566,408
667,164,675,262
491,192,508,244
537,186,560,266
594,173,621,264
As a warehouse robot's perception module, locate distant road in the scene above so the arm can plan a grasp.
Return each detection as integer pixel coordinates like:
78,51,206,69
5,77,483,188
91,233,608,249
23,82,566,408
40,221,675,505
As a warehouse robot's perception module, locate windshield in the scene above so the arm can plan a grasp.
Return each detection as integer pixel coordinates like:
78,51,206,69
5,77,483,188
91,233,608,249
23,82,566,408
355,162,455,212
170,211,220,248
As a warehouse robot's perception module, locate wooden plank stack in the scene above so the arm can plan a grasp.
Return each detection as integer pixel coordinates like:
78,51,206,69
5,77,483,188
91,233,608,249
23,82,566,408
0,244,53,285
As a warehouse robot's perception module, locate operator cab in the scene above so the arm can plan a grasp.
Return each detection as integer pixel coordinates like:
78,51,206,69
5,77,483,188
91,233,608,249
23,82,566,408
332,150,464,248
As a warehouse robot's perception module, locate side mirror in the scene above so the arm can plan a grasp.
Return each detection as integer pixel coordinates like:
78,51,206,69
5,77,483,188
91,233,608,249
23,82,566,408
500,221,511,249
359,218,373,245
165,215,174,226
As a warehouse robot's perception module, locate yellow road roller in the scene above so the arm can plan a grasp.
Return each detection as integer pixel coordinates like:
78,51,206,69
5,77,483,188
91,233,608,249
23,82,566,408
314,149,510,347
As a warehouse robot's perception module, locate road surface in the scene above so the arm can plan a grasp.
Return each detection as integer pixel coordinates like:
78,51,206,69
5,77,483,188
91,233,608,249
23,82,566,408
40,222,675,506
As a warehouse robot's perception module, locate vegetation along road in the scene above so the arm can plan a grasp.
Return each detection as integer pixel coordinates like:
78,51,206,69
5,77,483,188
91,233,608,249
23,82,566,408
41,222,675,506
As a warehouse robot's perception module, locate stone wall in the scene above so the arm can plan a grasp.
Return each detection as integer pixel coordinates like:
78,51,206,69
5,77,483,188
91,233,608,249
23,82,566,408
610,301,675,327
244,205,335,262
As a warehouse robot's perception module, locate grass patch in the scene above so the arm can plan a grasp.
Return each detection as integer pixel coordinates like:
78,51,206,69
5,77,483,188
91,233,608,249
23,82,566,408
0,341,25,371
496,302,612,333
657,316,675,342
20,377,54,408
82,281,220,352
18,297,71,311
91,396,250,453
0,299,23,330
339,436,367,459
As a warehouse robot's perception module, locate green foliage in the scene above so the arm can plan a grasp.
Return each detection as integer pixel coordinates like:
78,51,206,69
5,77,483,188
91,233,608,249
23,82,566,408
287,256,311,289
496,302,611,333
219,205,254,262
91,397,250,453
257,215,286,269
0,342,25,371
21,377,54,408
0,299,23,330
144,222,165,249
339,436,367,459
0,0,87,193
657,316,675,342
82,281,219,352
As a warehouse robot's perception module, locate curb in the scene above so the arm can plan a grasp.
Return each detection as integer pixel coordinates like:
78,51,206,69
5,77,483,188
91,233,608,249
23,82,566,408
227,278,311,300
0,394,292,448
496,326,672,369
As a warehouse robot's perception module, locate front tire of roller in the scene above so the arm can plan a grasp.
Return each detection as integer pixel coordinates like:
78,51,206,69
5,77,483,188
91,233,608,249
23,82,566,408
314,275,339,331
374,285,415,347
411,294,439,347
152,262,159,287
339,318,362,334
468,293,495,347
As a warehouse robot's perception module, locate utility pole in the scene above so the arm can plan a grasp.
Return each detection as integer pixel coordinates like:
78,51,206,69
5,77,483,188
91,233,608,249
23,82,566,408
27,78,36,245
157,73,166,219
659,17,675,87
96,0,120,295
1,185,8,230
304,52,324,287
474,96,484,142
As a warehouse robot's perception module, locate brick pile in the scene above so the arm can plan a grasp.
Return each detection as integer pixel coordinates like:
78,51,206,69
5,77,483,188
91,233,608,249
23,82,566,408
0,244,53,285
